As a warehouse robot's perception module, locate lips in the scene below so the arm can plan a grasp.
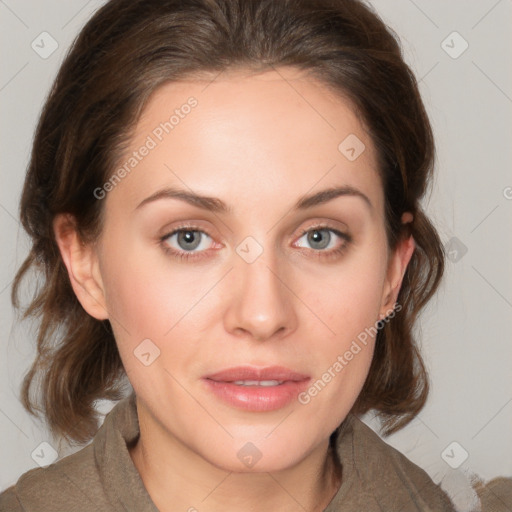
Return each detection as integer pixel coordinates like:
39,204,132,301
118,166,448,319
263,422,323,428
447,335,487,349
202,366,310,412
205,366,310,383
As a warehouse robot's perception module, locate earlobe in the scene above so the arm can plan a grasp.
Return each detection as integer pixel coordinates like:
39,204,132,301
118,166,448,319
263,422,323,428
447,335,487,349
379,234,415,318
53,214,109,320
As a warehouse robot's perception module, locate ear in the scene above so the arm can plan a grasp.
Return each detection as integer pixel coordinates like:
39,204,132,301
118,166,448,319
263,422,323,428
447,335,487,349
53,214,109,320
379,213,415,319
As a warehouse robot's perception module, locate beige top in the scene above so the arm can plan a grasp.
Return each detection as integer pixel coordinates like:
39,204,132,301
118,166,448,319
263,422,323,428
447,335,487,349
0,392,455,511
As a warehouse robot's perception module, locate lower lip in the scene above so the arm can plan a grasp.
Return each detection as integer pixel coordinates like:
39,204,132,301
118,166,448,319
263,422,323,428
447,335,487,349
203,379,310,412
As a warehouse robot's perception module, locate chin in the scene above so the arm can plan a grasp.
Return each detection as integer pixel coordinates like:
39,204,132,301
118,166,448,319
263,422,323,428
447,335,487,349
209,453,303,475
198,434,319,475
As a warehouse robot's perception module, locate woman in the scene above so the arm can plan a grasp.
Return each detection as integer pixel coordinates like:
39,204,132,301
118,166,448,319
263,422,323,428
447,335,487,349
0,0,455,510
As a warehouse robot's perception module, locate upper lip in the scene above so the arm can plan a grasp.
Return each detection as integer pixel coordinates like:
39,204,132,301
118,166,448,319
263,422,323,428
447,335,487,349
204,366,310,383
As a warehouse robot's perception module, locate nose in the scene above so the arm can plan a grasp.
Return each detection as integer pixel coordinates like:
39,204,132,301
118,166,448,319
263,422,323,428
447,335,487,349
223,251,297,342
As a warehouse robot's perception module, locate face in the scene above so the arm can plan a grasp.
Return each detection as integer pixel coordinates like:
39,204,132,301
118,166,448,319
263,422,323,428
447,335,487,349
61,67,410,473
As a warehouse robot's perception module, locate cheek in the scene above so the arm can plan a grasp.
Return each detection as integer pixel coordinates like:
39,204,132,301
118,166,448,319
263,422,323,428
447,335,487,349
97,231,225,359
97,240,208,390
307,242,388,340
97,233,180,340
295,238,388,396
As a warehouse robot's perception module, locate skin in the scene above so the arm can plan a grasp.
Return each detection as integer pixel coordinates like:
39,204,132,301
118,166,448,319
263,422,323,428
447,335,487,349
54,67,414,512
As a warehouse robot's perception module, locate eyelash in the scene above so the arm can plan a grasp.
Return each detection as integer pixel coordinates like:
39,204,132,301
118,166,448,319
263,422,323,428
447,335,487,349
160,224,352,262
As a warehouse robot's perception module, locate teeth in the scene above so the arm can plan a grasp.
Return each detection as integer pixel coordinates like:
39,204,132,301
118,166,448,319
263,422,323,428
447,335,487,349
232,380,283,386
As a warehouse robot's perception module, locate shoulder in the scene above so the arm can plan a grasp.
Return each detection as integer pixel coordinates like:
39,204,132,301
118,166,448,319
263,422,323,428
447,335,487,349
0,393,149,512
331,415,456,511
0,486,22,512
0,442,110,512
352,417,439,486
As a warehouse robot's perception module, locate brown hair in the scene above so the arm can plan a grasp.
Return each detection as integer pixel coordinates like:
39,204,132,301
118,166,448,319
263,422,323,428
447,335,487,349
12,0,444,444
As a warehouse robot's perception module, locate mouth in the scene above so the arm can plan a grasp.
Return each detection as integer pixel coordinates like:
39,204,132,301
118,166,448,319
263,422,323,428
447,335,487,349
202,366,310,412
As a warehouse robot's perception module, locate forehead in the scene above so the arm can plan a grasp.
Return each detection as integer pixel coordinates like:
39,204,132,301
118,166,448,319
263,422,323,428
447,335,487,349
108,67,383,216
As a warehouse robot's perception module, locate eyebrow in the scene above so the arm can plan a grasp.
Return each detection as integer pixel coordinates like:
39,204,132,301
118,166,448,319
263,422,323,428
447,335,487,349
135,185,372,213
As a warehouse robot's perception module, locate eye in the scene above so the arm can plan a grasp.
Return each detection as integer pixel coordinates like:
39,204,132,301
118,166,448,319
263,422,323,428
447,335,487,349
294,226,351,258
161,226,214,261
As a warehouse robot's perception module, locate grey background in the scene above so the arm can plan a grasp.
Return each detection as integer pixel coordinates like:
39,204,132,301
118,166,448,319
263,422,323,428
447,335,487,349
1,0,511,508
